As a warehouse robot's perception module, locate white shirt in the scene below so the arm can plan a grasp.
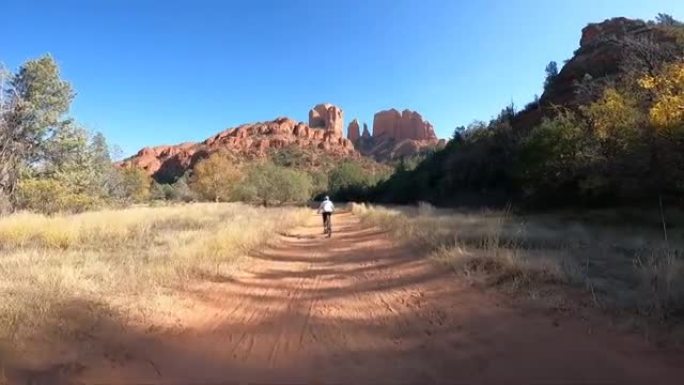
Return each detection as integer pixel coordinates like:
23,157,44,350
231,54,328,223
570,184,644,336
319,200,335,213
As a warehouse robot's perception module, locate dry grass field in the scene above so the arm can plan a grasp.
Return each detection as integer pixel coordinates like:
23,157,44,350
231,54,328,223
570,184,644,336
0,203,308,350
352,203,684,338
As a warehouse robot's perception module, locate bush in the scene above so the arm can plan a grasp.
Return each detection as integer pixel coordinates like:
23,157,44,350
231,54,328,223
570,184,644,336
16,178,99,214
328,161,368,193
151,183,173,200
152,176,196,202
327,160,386,201
170,177,196,202
515,111,596,201
234,162,313,205
309,170,329,198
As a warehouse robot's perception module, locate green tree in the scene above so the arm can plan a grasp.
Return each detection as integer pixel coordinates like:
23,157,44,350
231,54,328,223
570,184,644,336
235,162,313,205
328,161,369,194
516,111,598,201
1,55,73,205
326,160,389,201
544,61,559,90
39,125,120,203
655,13,681,26
308,170,329,198
88,131,125,199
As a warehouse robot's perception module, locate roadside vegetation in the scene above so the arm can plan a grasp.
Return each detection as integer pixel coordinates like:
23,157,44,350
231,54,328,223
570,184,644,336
352,203,684,341
369,15,684,209
0,203,308,348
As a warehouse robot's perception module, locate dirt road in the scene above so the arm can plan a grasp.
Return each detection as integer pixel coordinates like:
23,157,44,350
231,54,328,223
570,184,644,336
8,212,684,384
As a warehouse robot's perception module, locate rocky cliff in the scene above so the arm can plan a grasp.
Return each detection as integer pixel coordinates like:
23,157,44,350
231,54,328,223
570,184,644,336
372,109,438,141
349,108,443,162
121,105,356,182
514,17,681,129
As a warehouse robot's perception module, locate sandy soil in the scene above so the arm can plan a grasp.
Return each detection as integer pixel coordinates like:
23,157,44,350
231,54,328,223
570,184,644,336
4,211,684,384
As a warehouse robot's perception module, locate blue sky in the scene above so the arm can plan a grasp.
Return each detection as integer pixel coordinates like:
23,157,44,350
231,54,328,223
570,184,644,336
4,0,683,157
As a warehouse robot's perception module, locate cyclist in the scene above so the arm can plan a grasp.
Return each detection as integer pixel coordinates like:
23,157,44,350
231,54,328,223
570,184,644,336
317,195,335,234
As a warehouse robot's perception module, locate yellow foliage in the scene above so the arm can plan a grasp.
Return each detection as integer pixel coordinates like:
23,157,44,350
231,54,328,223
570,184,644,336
583,88,640,141
190,152,244,202
16,178,100,214
639,63,684,128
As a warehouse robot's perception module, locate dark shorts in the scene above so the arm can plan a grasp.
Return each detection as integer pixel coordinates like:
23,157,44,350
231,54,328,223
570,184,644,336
322,212,332,226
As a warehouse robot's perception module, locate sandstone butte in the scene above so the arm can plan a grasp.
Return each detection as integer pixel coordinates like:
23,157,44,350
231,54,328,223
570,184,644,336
348,108,445,161
372,109,438,141
120,104,356,182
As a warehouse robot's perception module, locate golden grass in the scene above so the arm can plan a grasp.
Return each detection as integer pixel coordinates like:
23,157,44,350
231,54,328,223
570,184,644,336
0,203,309,346
351,202,684,322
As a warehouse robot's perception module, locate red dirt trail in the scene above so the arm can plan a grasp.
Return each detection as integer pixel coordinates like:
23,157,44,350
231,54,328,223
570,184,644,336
5,212,684,384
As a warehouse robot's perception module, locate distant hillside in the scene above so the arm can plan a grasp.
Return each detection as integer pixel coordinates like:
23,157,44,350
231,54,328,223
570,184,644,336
120,104,359,183
121,104,443,182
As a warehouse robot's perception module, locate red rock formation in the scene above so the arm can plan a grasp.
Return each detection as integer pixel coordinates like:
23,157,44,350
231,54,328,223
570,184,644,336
350,108,441,162
121,110,357,182
309,103,344,137
372,109,437,141
372,109,398,138
347,119,360,142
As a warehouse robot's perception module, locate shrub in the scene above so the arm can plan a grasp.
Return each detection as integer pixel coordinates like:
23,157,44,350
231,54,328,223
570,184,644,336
516,111,592,199
234,162,313,205
16,178,99,214
327,160,386,201
309,170,329,198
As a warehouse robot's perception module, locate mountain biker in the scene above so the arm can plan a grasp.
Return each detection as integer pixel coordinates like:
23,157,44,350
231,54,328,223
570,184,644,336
317,195,335,233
